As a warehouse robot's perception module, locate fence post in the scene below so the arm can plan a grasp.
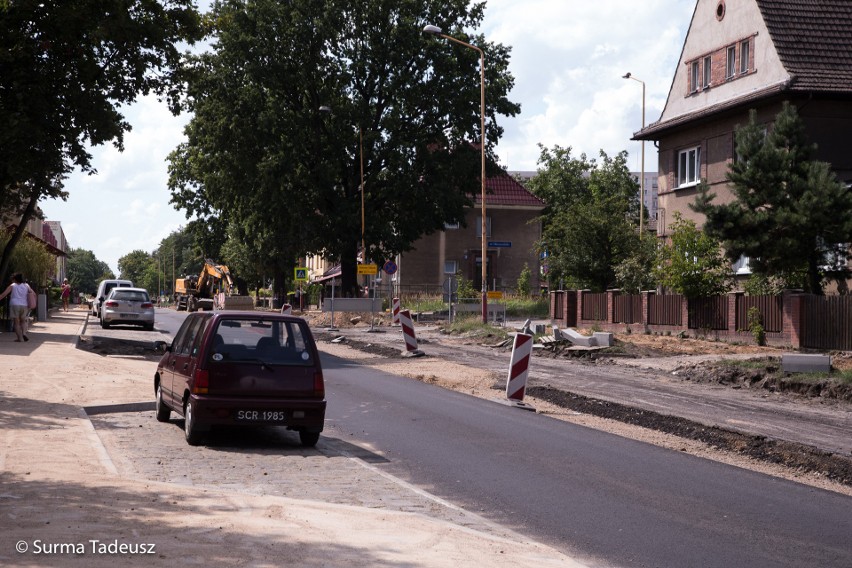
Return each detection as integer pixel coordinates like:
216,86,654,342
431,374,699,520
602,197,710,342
641,290,652,330
681,295,690,329
577,290,587,326
728,292,742,335
782,290,804,349
606,289,618,325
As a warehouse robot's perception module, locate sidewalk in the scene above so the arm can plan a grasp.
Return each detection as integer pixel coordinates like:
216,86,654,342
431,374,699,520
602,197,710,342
0,308,584,567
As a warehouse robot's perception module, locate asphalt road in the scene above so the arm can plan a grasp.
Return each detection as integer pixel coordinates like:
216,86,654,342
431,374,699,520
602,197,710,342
322,354,852,568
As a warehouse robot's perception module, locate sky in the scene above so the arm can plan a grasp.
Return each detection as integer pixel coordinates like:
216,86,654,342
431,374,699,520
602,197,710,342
40,0,697,275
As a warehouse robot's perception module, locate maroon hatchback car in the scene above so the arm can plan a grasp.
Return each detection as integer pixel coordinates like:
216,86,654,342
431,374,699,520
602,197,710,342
154,311,326,447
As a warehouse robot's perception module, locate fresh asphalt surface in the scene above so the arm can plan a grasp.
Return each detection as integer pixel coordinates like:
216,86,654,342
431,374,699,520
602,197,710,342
321,355,852,568
114,310,852,567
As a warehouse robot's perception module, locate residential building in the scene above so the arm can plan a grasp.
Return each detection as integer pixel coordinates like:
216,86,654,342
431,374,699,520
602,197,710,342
396,170,544,295
634,0,852,279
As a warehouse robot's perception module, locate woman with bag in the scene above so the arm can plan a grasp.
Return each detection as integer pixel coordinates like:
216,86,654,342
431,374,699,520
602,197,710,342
0,272,35,342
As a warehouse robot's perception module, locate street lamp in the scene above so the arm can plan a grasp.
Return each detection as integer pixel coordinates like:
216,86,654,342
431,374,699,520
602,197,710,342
423,24,488,324
623,72,646,236
318,106,366,267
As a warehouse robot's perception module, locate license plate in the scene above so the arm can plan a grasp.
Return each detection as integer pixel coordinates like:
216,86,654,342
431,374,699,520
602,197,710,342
235,410,286,422
120,313,138,318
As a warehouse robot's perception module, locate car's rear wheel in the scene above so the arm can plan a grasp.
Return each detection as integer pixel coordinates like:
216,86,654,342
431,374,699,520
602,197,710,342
155,384,170,422
143,323,154,331
183,399,205,446
100,318,110,329
299,430,320,447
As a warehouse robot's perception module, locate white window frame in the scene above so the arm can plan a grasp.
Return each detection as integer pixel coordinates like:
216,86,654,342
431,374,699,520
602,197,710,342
677,146,701,187
726,45,736,78
475,216,492,238
732,255,752,275
703,55,712,88
739,39,750,74
444,260,458,274
690,61,700,93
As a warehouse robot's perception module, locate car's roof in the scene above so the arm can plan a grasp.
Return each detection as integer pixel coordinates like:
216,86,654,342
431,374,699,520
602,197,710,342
108,287,149,294
205,311,306,322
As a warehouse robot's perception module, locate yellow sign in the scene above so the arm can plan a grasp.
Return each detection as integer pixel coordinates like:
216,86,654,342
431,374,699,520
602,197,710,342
294,267,308,282
357,263,378,275
487,291,504,299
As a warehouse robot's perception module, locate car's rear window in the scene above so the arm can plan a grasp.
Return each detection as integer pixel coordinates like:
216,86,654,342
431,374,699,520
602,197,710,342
211,319,314,365
112,290,150,302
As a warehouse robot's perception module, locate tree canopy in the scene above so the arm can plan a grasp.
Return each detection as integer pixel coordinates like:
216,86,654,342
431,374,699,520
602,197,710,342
528,146,643,291
167,0,519,297
654,213,732,298
66,248,114,295
0,0,204,281
692,102,852,294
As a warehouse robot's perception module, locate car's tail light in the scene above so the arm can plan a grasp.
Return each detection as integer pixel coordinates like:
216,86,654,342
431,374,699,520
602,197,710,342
105,300,119,307
313,369,325,398
192,369,209,394
141,302,153,309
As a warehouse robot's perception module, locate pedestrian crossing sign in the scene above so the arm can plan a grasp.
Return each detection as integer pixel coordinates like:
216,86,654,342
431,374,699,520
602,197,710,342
294,267,308,282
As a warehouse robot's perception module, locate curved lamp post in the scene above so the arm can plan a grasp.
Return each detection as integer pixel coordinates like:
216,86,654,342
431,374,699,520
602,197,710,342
423,24,488,324
623,72,646,236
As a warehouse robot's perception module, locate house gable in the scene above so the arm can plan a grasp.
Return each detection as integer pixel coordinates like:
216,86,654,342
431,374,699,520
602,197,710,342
660,0,787,126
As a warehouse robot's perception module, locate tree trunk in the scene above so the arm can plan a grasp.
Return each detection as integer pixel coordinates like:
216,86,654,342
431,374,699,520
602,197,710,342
0,189,40,284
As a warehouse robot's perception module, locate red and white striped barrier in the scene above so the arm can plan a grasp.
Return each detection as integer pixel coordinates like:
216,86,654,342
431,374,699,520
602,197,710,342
398,309,424,356
280,303,292,315
506,333,534,401
392,297,401,325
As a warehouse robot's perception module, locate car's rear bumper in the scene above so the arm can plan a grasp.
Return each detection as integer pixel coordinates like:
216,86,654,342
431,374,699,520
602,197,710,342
102,312,155,326
188,394,326,431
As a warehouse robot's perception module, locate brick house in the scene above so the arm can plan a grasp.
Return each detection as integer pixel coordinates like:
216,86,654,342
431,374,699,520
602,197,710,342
634,0,852,278
396,170,544,295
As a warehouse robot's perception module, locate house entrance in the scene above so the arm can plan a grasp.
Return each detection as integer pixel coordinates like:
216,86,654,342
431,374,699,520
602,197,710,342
468,250,494,293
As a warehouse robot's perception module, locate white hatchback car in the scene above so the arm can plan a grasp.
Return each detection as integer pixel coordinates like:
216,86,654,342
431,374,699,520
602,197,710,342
100,287,155,331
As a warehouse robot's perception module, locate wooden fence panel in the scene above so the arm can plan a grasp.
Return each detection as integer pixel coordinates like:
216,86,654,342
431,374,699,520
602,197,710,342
581,293,608,322
648,294,682,326
613,294,642,324
688,296,728,330
736,295,783,333
801,296,852,351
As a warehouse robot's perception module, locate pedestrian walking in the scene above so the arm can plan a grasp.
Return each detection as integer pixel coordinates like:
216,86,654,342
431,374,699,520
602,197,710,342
0,273,35,342
61,278,71,311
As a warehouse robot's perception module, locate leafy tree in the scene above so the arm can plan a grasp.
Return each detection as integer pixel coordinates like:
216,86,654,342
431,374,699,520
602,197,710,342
614,232,658,294
0,0,204,282
529,147,642,291
167,0,519,297
118,250,155,290
516,263,531,296
66,248,113,295
654,213,732,298
692,102,852,294
0,231,54,290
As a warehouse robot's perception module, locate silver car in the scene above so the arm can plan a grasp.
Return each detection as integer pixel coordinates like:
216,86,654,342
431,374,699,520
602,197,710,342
100,287,155,331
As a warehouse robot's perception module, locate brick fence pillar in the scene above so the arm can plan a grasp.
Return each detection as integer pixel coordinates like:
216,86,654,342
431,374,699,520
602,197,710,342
681,295,690,328
642,291,652,327
728,292,743,334
782,290,804,348
606,289,618,324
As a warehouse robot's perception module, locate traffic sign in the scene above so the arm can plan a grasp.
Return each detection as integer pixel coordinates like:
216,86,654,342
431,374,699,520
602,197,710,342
488,241,512,248
294,267,308,282
357,263,378,275
487,291,504,299
383,260,398,275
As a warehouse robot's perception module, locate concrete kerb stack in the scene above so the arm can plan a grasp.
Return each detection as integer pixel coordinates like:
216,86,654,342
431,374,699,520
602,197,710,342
398,309,424,357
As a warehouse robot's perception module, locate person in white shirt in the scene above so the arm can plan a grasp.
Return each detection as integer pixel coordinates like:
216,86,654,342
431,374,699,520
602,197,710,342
0,273,34,342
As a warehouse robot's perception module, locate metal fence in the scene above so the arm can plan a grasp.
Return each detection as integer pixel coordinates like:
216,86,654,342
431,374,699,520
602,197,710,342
735,295,783,333
688,296,728,330
801,295,852,351
581,292,607,321
648,294,683,326
612,294,643,324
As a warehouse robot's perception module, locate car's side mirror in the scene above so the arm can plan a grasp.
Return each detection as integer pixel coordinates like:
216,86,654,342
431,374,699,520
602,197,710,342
153,340,171,353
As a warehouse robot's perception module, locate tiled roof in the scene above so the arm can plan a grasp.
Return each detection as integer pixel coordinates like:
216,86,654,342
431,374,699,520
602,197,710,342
757,0,852,92
474,172,544,207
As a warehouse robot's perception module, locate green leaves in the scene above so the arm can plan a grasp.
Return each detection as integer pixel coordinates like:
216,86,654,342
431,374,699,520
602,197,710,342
654,213,732,298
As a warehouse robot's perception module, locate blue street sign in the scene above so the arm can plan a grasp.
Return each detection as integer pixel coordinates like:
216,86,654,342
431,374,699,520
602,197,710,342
383,260,398,275
487,241,512,248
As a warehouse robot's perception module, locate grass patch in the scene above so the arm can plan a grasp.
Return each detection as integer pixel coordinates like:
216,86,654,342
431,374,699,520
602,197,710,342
444,315,510,341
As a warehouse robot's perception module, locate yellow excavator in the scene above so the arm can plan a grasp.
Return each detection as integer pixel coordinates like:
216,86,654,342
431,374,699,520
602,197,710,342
174,260,254,312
